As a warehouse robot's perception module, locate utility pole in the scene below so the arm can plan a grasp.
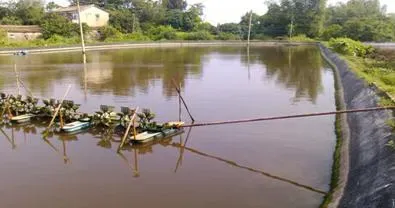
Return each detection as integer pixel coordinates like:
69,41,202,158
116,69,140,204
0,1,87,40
76,0,86,54
247,10,252,46
289,18,294,40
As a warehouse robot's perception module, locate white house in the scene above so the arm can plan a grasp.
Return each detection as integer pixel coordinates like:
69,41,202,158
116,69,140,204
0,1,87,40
51,4,109,28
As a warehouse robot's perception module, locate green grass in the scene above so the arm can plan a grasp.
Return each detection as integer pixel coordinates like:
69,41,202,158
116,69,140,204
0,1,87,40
340,55,395,98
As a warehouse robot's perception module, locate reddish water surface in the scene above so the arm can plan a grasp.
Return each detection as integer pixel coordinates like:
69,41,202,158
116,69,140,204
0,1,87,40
0,45,336,208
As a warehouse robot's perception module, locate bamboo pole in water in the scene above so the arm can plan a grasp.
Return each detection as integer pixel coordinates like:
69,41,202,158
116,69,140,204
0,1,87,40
0,127,15,149
43,85,72,138
182,106,395,128
178,82,182,122
17,77,33,98
13,64,20,95
76,0,86,54
172,79,194,122
118,107,139,152
247,10,252,46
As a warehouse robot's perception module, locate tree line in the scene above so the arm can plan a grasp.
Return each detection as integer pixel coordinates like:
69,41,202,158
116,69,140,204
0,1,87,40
0,0,394,42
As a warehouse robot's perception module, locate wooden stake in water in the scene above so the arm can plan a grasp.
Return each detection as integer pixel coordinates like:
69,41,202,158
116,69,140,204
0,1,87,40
83,54,87,100
118,107,139,152
172,79,195,122
178,82,182,122
76,0,86,55
247,10,252,47
13,64,20,95
42,85,72,138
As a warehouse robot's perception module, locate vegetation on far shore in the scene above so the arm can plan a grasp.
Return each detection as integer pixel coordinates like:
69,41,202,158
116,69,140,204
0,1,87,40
0,0,394,47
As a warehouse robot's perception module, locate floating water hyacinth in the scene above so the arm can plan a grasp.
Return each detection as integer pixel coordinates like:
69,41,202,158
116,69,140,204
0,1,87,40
119,107,137,128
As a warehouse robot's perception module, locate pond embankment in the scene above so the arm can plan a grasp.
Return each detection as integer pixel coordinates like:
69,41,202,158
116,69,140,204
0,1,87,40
0,40,315,55
320,44,395,208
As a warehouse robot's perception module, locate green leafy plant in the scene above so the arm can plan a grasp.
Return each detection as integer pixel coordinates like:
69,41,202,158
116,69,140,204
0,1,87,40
328,38,375,57
92,105,117,127
137,108,157,130
386,139,395,149
60,100,81,123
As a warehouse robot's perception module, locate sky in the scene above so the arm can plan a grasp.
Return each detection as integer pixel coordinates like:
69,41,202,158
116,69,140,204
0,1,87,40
54,0,395,25
190,0,395,25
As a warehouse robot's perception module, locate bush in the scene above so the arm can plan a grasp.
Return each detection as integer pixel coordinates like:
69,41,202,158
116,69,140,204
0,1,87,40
328,38,375,57
216,32,240,40
184,31,214,40
40,13,88,39
146,25,177,41
290,34,315,42
175,32,188,40
99,25,122,41
123,33,150,41
321,24,343,41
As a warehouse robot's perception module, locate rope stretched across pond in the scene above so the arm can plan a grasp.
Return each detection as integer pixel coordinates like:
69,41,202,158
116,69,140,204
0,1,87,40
181,106,395,128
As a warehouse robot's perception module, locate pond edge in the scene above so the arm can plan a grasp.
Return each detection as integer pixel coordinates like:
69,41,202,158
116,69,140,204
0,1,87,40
0,41,317,55
319,44,395,208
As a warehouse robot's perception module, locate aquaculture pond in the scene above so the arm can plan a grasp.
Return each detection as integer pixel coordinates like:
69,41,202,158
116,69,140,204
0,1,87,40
0,45,336,208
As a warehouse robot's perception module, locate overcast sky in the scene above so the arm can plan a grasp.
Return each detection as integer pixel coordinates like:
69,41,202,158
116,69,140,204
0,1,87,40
190,0,395,25
55,0,395,25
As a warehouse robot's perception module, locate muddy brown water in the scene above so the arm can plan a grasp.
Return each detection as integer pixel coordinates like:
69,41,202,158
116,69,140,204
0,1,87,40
0,45,336,208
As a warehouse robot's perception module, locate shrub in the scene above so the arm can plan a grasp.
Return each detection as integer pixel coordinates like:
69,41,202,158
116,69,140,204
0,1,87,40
321,24,343,41
147,25,177,41
122,32,150,41
328,38,375,57
40,13,88,39
99,25,122,41
290,34,316,42
184,31,214,40
216,32,239,40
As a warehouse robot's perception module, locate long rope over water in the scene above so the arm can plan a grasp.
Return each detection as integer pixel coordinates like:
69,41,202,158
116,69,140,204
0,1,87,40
182,106,395,128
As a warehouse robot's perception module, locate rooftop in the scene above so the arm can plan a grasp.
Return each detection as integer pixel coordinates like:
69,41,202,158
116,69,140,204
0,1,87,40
50,4,98,13
0,25,41,33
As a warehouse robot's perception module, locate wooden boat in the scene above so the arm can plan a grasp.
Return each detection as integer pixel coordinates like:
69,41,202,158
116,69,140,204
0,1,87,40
10,114,36,123
61,118,91,133
131,128,185,144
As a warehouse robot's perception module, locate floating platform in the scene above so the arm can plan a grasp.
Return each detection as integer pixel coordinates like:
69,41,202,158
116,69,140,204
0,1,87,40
61,118,91,133
130,128,185,144
11,114,36,123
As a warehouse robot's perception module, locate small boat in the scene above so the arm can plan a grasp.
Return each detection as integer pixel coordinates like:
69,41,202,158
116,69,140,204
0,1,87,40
61,118,91,133
131,128,185,144
14,50,28,56
11,114,36,123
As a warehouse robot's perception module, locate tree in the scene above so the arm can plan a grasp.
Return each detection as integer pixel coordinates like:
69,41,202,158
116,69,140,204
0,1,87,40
132,0,166,25
0,16,23,25
240,12,261,39
259,2,289,37
165,9,183,29
46,2,61,11
324,0,394,41
218,23,241,35
162,0,187,10
15,0,44,25
109,9,139,33
40,13,87,39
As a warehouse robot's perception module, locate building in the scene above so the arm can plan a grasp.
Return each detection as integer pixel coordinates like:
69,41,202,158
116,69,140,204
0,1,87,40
0,25,41,40
51,4,109,28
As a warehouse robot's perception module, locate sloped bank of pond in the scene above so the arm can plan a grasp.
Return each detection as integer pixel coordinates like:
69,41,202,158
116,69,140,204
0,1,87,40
320,44,395,208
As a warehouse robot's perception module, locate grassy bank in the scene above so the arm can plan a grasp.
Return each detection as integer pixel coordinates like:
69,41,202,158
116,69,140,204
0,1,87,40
342,51,395,99
0,33,316,50
334,42,395,150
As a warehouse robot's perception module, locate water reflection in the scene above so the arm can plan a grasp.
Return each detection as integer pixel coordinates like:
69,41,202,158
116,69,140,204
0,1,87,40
244,46,324,103
1,123,327,196
0,46,324,102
